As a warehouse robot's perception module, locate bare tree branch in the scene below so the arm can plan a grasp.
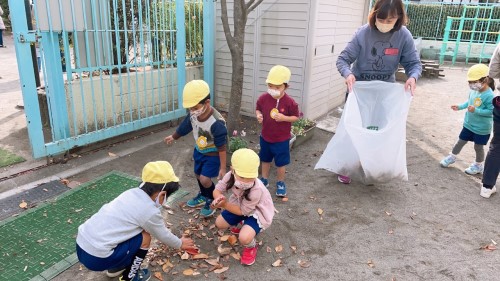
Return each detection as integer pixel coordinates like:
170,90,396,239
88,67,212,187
220,0,235,47
247,0,264,14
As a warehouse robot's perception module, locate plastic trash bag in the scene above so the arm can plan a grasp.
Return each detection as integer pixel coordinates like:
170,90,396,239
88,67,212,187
315,81,412,184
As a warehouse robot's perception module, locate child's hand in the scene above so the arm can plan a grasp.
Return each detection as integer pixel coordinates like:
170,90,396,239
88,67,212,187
164,135,174,144
451,105,459,111
211,195,226,209
180,237,195,250
273,112,286,122
467,105,475,113
256,113,263,124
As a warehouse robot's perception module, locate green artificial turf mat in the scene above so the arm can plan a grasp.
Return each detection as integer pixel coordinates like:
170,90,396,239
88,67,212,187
0,171,140,281
0,147,25,168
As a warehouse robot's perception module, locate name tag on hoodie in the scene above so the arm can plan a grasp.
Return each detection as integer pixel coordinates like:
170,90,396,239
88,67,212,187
384,48,399,56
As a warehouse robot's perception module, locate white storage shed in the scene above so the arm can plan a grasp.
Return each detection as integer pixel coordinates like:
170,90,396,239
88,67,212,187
214,0,371,120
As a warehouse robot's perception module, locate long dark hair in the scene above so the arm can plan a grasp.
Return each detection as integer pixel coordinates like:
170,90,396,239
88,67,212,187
368,0,408,31
141,182,180,198
226,173,252,201
483,76,496,91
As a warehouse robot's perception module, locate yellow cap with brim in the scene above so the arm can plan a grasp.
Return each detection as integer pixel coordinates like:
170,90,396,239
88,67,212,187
467,64,489,81
231,148,260,178
266,65,291,85
142,161,179,184
183,80,210,108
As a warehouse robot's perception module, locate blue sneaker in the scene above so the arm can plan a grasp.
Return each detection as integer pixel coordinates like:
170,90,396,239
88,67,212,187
260,177,269,188
119,269,151,281
465,162,483,175
276,181,287,197
186,192,206,207
200,199,216,217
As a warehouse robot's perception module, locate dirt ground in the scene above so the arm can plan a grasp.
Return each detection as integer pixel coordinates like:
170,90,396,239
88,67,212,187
46,67,499,281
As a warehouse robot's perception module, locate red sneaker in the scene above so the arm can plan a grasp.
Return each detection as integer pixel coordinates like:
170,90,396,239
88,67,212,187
337,175,351,184
230,226,241,235
240,246,257,266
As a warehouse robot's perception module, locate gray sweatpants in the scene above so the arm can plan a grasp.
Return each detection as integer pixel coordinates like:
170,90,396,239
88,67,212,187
451,139,485,163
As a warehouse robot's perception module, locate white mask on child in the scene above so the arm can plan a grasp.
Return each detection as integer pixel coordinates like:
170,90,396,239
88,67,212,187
190,105,206,118
268,88,281,98
469,82,482,91
154,183,167,208
375,21,394,33
234,180,255,190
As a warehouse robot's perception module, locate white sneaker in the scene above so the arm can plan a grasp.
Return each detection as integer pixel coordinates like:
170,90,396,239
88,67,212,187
480,186,496,198
440,154,456,167
465,163,484,175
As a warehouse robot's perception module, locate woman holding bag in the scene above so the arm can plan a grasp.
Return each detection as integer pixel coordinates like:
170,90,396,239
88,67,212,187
319,0,421,184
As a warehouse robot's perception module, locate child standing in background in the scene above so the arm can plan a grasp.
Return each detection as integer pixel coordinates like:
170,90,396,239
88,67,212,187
480,96,500,198
440,64,495,175
256,65,299,197
211,149,274,266
164,80,227,217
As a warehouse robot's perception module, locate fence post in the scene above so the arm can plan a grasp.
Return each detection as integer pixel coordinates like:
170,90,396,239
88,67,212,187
203,0,215,103
176,0,186,110
439,17,452,65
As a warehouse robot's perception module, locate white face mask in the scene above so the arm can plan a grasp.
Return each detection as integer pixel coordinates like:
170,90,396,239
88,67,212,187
154,183,167,208
375,21,395,33
469,82,483,91
234,179,255,190
190,105,206,118
268,88,281,98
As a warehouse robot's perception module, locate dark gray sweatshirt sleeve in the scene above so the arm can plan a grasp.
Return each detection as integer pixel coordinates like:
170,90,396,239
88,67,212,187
142,212,182,249
336,29,362,78
399,29,422,81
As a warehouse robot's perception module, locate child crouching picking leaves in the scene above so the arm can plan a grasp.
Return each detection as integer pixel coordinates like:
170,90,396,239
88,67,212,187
211,148,275,266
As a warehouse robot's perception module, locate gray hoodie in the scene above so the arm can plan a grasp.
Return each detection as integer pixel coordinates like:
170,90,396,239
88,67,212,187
337,24,421,82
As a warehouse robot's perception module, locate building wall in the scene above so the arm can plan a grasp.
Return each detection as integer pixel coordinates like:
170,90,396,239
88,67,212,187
305,0,369,120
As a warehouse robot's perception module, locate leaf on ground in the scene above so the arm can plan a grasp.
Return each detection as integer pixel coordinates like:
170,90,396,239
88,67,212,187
275,245,283,253
298,260,311,268
192,253,209,260
230,252,241,260
60,179,70,185
290,246,297,253
266,246,272,253
167,210,174,215
317,208,324,215
367,260,375,268
154,272,163,281
19,200,28,209
205,258,220,266
220,235,230,242
227,235,238,246
272,259,282,267
492,240,497,245
480,244,497,251
181,252,190,260
385,211,392,216
108,152,117,157
218,245,231,255
67,219,73,224
162,260,174,272
388,229,394,234
183,269,194,276
213,267,229,274
282,197,289,202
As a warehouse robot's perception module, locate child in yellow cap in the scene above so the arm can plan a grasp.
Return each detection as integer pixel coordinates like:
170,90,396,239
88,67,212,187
211,148,275,266
164,80,228,217
76,161,196,281
256,65,300,197
440,64,495,175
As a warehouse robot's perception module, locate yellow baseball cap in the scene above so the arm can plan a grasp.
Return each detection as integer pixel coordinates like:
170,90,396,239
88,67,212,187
182,80,210,108
142,161,179,184
266,65,291,85
231,148,260,178
467,64,489,81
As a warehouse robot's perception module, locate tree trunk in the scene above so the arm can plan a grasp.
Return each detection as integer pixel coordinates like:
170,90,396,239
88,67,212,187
226,48,245,134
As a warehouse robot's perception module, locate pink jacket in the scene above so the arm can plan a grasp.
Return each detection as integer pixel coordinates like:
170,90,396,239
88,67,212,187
215,172,274,229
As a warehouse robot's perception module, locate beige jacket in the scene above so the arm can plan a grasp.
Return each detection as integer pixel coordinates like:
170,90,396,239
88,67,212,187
489,44,500,90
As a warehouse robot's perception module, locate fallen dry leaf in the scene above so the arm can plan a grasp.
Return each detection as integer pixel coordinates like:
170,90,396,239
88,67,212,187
183,269,194,276
60,179,70,185
19,200,28,209
388,229,394,234
282,197,289,202
230,252,241,260
205,258,220,266
108,152,117,157
213,267,229,274
220,235,230,242
192,253,209,260
290,245,297,253
266,246,272,253
492,240,497,245
217,245,231,255
227,235,238,246
154,271,163,281
317,208,324,215
367,260,375,268
181,252,190,260
272,259,282,267
385,211,392,216
67,219,73,224
298,260,311,268
275,245,283,253
43,188,48,192
480,244,497,251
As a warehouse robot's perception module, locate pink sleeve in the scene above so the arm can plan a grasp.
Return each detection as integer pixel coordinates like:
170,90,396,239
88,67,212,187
215,171,232,192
